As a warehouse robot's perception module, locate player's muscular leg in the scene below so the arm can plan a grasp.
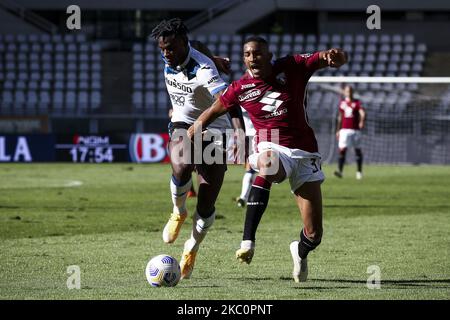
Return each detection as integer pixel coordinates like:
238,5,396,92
195,164,226,215
168,136,195,183
257,150,286,183
294,181,323,243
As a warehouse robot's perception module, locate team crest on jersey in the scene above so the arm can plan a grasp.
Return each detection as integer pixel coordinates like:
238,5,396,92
276,72,287,85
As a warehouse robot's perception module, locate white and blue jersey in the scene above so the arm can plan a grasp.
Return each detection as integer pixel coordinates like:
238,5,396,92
164,46,232,131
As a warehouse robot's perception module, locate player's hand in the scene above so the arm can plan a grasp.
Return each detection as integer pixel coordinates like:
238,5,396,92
213,56,231,75
335,131,340,140
359,122,364,130
326,48,347,68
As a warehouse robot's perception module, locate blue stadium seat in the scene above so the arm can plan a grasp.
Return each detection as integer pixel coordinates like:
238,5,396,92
80,53,89,62
51,34,63,43
319,34,329,44
39,91,50,107
43,72,53,81
65,91,77,109
67,62,77,72
380,35,391,44
91,80,101,90
79,62,89,72
54,80,64,90
40,80,51,90
16,80,26,90
79,72,89,81
133,91,143,108
76,34,87,43
64,34,76,43
80,43,90,52
293,34,304,44
392,34,402,44
3,80,14,90
78,91,89,109
79,80,89,90
55,43,66,52
26,91,38,109
67,81,77,90
90,91,101,109
145,81,156,90
67,72,77,81
92,53,101,61
231,34,242,44
133,81,143,90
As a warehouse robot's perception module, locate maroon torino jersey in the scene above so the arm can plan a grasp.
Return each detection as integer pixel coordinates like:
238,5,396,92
220,52,320,153
338,99,364,130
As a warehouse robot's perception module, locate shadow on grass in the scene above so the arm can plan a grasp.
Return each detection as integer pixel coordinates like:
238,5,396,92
279,277,450,289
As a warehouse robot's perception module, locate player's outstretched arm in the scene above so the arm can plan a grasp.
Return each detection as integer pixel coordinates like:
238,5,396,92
319,48,348,69
187,97,229,141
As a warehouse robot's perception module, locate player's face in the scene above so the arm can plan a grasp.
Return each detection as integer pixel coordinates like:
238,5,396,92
243,41,272,79
344,86,353,99
158,35,188,68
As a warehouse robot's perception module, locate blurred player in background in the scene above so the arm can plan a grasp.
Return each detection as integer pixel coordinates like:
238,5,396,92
235,107,257,208
334,85,366,180
188,37,347,282
151,18,242,279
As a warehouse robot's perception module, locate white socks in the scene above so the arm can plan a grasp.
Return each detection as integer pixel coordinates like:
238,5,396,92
184,211,216,252
170,177,192,215
239,171,256,201
240,240,255,250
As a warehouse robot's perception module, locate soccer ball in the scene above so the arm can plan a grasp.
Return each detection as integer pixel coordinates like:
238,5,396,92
145,254,181,287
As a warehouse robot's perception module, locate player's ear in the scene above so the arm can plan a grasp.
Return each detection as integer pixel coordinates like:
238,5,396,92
268,52,273,61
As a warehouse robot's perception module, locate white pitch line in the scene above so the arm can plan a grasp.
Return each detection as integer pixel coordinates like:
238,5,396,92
63,180,83,187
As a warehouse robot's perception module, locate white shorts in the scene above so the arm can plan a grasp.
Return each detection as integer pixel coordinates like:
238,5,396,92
338,129,362,149
248,141,325,193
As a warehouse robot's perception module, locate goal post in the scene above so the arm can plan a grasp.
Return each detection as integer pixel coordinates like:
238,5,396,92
306,76,450,165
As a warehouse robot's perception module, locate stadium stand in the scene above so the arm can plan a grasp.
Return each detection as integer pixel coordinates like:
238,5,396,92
0,33,102,115
0,31,432,118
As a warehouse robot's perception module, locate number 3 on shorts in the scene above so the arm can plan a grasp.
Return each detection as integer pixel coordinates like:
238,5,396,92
310,158,320,173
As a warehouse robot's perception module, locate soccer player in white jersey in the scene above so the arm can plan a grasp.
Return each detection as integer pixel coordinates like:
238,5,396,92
235,107,257,208
151,18,242,279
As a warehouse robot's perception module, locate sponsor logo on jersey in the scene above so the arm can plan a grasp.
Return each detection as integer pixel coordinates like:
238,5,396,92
207,75,219,84
238,89,261,102
262,108,288,119
169,94,186,106
241,83,256,89
166,78,193,93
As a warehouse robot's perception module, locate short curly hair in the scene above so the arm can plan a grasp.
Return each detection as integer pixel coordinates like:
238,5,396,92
151,18,189,41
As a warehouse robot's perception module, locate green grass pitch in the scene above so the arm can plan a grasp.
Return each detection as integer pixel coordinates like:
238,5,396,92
0,163,449,299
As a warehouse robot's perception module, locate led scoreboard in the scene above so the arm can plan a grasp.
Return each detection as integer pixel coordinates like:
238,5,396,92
56,135,129,163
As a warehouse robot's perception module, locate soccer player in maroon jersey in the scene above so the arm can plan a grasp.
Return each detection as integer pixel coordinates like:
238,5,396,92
334,85,366,180
187,36,347,282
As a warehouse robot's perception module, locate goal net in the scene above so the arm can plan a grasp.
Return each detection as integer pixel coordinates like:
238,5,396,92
306,76,450,165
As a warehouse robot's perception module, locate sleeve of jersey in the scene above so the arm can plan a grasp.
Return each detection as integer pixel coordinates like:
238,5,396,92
198,65,228,96
293,52,320,76
219,84,239,111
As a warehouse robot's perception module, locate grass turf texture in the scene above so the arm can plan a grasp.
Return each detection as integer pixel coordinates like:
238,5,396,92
0,163,449,299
